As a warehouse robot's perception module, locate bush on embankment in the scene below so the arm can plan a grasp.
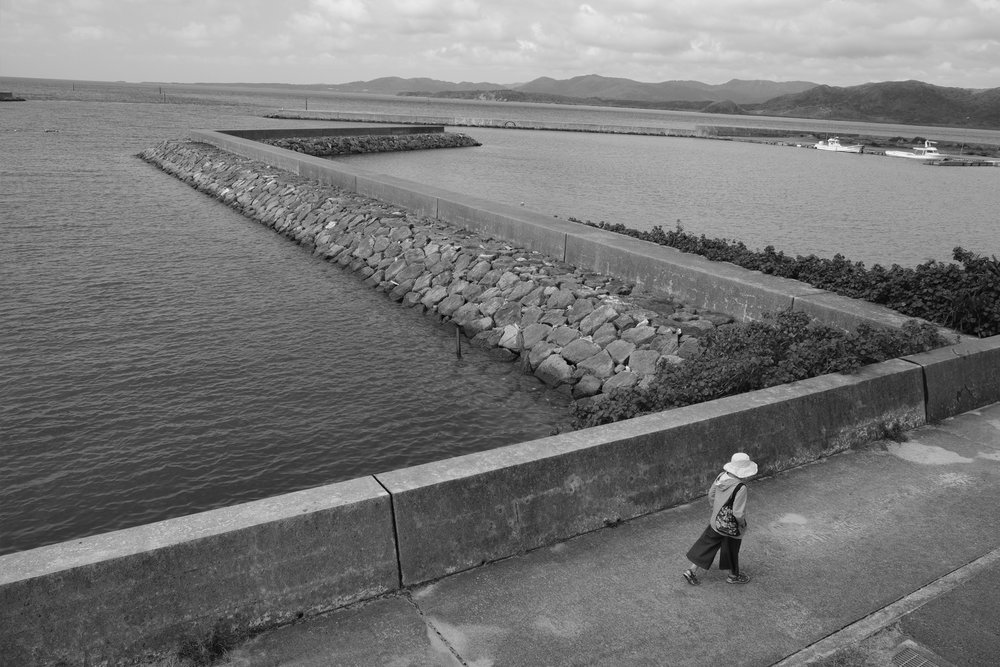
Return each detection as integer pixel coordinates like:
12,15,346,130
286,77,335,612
574,221,1000,338
573,310,948,427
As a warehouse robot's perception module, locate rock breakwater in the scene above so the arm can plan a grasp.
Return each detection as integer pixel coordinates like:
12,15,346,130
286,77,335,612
263,132,481,157
139,139,733,401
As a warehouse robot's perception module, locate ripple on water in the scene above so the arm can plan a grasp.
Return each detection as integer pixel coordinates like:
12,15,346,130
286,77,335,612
0,97,572,555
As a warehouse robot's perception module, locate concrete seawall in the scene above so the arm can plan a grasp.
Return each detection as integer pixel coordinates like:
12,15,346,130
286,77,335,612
2,129,997,665
266,109,701,137
1,479,397,665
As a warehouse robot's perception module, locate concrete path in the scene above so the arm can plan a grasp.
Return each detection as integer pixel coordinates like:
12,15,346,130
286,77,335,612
225,402,1000,666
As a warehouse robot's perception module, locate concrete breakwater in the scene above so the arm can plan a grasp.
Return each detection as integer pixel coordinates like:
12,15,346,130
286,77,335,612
262,132,481,156
139,139,734,400
268,109,701,137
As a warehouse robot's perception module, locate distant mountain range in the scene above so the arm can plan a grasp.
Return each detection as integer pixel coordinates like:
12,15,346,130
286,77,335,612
325,75,1000,129
758,80,1000,128
328,74,816,104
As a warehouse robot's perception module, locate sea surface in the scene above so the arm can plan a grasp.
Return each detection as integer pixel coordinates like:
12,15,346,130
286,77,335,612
2,78,998,555
1,79,577,555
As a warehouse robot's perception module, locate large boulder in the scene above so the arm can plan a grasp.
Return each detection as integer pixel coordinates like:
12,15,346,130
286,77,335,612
566,298,594,325
522,323,552,350
540,310,568,327
451,302,482,326
463,317,494,338
479,268,505,287
466,260,492,281
420,286,449,308
649,334,680,356
496,271,520,291
395,262,426,283
603,371,639,392
521,305,544,326
548,325,581,347
493,302,522,328
461,283,485,301
561,338,602,365
628,349,661,376
578,305,618,337
507,279,536,302
546,288,576,310
498,324,522,351
676,319,716,337
480,296,507,317
437,294,466,317
527,340,560,370
535,354,574,387
621,325,656,346
573,374,603,399
592,322,619,348
576,349,614,379
520,285,548,307
605,339,636,365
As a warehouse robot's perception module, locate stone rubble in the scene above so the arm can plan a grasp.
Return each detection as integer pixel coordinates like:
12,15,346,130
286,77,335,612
263,132,481,156
139,139,735,401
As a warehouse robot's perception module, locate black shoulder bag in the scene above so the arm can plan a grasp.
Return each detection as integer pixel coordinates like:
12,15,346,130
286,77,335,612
714,483,745,536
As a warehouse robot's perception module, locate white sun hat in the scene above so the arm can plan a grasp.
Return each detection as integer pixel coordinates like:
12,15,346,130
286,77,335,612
723,452,758,478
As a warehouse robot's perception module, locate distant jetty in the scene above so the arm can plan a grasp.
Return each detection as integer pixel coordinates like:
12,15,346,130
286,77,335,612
0,91,26,102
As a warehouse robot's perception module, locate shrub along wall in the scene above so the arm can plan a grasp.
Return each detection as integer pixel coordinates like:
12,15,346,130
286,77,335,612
576,222,1000,338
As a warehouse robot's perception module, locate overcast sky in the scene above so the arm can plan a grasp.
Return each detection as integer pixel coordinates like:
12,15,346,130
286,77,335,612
2,0,999,88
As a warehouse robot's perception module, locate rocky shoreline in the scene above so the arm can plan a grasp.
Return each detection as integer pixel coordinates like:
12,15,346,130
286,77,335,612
262,132,481,156
139,138,734,401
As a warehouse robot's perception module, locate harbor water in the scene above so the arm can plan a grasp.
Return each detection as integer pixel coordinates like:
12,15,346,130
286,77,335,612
2,78,998,555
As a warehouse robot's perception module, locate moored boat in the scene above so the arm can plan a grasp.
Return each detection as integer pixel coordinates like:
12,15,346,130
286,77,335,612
885,140,942,159
814,137,864,153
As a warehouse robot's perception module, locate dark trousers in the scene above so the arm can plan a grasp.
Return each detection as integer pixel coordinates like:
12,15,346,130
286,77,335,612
686,524,742,573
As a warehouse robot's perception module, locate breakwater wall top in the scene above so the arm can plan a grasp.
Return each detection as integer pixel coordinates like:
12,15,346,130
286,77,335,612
267,109,701,137
218,124,447,141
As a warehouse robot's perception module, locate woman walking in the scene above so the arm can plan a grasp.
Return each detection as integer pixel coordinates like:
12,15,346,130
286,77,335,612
683,452,758,585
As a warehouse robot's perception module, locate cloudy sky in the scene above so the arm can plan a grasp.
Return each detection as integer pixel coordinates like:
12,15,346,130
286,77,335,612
2,0,999,88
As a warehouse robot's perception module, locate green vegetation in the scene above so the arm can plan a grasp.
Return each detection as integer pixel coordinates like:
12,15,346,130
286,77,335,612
177,617,249,666
577,221,1000,338
573,311,948,428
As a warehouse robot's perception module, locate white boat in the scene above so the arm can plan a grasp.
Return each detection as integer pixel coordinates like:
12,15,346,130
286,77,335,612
885,140,943,160
814,137,864,153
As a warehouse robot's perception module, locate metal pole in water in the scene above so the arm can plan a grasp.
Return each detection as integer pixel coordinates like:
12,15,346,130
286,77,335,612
455,327,462,358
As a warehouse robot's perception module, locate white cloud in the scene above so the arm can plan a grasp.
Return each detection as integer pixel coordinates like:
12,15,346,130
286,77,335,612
1,0,998,87
67,25,109,41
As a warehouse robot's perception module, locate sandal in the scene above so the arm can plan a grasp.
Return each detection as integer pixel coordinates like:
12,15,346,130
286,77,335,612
683,570,700,586
726,573,751,584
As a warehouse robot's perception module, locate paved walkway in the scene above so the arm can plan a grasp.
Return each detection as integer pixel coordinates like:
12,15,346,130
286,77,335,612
226,402,1000,666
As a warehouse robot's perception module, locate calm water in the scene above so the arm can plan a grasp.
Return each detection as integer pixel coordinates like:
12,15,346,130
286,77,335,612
2,78,998,555
335,126,1000,268
0,80,573,555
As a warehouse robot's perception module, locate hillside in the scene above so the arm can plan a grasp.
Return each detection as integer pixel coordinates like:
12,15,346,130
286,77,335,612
322,75,999,128
515,74,815,103
753,80,1000,128
327,76,506,94
329,74,815,105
